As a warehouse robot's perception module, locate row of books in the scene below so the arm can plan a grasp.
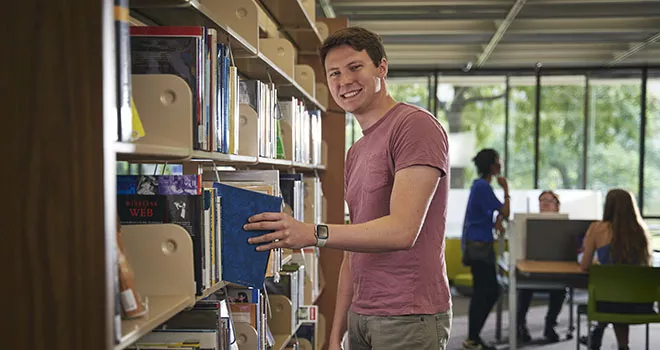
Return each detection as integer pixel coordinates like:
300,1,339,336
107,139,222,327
280,99,323,165
116,170,325,295
117,174,281,294
126,25,324,164
130,26,238,153
125,254,321,350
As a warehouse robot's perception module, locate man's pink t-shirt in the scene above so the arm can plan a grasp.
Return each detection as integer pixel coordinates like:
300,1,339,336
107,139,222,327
345,102,451,316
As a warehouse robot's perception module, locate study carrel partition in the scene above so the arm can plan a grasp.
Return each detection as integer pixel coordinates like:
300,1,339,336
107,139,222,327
526,219,595,262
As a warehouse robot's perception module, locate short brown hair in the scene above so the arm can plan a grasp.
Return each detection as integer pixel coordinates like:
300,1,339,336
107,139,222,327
319,27,387,69
539,190,560,205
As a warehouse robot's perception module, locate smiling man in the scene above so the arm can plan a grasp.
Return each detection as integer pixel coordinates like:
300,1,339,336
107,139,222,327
244,27,452,350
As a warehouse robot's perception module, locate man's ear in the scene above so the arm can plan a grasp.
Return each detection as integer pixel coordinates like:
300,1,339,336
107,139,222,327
378,58,388,78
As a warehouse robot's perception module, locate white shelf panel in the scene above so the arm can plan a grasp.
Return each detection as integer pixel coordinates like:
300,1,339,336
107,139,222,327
258,157,294,167
191,151,258,165
115,142,191,160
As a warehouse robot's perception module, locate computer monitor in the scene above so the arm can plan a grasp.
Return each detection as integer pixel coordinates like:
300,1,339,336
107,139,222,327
526,219,595,262
511,213,569,261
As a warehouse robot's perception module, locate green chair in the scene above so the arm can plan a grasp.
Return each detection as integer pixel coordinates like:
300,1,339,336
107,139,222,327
577,265,660,350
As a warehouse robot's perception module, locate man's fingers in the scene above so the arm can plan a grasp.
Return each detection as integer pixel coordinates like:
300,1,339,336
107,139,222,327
248,232,281,244
244,220,286,231
248,212,282,223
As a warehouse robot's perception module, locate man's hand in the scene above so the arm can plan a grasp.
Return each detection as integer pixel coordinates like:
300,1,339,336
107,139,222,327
244,212,317,251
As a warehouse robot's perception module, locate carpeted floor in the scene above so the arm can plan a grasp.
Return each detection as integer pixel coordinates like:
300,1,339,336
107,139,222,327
446,288,659,350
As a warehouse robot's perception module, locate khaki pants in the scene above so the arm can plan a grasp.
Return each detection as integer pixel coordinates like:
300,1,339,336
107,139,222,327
348,309,452,350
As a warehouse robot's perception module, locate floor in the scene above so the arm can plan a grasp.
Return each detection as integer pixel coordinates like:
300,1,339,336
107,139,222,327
446,288,659,350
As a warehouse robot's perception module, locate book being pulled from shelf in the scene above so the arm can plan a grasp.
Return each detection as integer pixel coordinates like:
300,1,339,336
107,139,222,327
212,182,282,288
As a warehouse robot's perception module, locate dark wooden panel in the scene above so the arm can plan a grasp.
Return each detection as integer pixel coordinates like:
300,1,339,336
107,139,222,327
4,1,109,349
316,17,349,350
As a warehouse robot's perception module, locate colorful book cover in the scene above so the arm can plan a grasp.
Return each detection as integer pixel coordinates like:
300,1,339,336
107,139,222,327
158,175,201,195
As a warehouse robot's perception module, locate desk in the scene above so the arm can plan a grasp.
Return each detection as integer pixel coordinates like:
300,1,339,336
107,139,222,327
518,261,584,274
508,260,589,350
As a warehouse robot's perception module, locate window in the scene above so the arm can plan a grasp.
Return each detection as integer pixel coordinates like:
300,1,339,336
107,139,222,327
436,76,506,188
588,71,642,202
508,76,536,189
388,76,430,110
538,75,586,190
645,70,660,216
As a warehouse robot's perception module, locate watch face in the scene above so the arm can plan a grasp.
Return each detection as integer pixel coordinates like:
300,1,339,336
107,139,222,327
317,225,329,239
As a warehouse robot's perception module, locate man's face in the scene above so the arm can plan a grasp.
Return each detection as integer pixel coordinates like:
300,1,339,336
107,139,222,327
539,193,559,212
324,45,385,114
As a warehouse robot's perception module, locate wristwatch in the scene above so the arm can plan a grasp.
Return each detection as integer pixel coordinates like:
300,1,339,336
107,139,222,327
315,224,329,247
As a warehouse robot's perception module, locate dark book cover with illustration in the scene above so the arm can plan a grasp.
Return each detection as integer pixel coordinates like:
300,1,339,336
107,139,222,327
117,194,205,294
117,175,201,195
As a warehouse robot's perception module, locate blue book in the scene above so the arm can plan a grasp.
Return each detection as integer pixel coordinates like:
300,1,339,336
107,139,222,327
213,182,283,288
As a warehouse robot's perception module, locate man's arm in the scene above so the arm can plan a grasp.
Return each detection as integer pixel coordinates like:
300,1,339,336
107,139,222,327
245,165,442,253
328,252,353,348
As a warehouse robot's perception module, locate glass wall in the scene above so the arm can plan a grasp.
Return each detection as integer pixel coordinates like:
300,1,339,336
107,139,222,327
538,75,586,190
388,76,431,110
508,76,536,189
645,70,660,216
436,76,507,188
588,71,642,201
345,68,660,217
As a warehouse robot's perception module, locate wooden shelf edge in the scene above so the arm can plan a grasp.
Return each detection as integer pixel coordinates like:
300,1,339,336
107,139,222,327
196,281,228,301
115,295,195,350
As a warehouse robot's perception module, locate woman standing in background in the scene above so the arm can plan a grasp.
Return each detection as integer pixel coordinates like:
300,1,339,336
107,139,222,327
461,149,510,350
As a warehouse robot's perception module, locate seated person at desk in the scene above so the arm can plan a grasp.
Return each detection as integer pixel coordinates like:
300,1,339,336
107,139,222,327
517,190,566,343
579,188,653,350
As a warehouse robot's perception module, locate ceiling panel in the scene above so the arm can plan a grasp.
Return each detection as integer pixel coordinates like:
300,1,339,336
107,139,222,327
323,0,660,69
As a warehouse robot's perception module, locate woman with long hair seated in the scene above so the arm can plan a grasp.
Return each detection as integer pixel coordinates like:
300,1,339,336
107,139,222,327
579,188,653,350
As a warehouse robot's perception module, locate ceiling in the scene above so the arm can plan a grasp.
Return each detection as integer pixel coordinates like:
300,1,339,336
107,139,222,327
317,0,660,70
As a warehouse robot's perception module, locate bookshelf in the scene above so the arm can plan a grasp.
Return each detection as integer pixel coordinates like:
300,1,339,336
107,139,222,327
258,0,323,53
116,296,193,350
10,1,345,350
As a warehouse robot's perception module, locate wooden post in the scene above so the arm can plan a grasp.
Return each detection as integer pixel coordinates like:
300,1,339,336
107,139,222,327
300,17,349,350
4,0,111,349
